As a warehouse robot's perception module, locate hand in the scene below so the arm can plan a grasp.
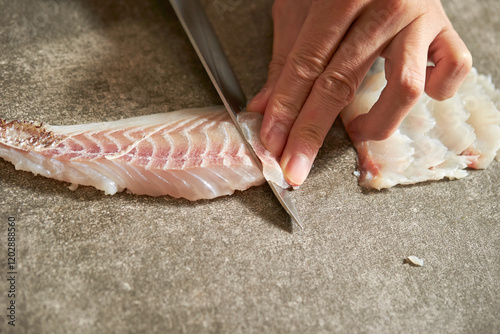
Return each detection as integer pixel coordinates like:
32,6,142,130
247,0,472,186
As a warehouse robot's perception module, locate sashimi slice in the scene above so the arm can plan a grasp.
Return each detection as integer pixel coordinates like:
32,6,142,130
341,62,500,189
0,106,288,200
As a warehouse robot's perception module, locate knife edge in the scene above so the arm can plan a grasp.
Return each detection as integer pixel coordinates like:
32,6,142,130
169,0,304,229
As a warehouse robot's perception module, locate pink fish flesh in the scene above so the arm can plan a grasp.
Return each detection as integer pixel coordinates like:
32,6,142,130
0,106,288,201
341,64,500,189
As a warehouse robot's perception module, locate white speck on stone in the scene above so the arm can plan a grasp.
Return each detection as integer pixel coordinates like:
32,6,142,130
406,255,424,267
122,282,132,291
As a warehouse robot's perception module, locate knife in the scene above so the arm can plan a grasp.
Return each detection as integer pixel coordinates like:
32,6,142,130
169,0,304,229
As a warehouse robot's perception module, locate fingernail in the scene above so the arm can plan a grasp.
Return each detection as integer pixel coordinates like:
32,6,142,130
283,153,311,186
264,123,287,156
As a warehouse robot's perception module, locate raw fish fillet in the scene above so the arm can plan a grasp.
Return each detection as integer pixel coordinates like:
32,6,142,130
341,63,500,189
0,106,288,200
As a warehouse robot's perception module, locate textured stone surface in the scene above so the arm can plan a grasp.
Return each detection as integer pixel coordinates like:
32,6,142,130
0,0,499,333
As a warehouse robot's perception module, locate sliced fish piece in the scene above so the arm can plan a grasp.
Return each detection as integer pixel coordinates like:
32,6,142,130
341,63,500,189
0,106,288,201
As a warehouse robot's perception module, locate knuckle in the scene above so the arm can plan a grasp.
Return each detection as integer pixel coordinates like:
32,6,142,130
370,0,406,27
294,124,326,152
271,93,301,122
395,72,425,103
316,70,356,106
270,54,286,69
451,51,473,77
384,0,405,15
288,51,326,83
268,54,287,76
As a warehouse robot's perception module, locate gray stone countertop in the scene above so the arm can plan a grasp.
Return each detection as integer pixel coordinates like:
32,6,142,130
0,0,498,333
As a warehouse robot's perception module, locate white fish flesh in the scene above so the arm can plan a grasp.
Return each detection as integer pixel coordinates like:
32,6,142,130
341,64,500,189
0,106,288,201
405,256,424,267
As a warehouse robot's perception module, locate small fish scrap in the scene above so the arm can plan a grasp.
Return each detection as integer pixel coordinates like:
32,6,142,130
404,256,424,267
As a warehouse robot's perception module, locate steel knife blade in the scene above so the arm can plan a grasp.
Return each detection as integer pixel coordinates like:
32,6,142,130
169,0,304,229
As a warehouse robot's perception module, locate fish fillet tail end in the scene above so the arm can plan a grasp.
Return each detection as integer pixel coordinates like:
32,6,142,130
0,119,65,151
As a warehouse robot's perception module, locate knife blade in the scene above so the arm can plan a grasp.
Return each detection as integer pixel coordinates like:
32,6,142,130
169,0,304,229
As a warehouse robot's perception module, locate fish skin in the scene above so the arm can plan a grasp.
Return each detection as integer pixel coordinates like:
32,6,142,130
341,62,500,189
0,106,288,200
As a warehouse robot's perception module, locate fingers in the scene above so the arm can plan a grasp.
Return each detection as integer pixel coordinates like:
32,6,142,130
278,1,424,186
278,7,405,185
425,29,472,100
247,0,311,114
348,14,472,142
252,0,472,186
258,0,361,156
347,19,433,142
